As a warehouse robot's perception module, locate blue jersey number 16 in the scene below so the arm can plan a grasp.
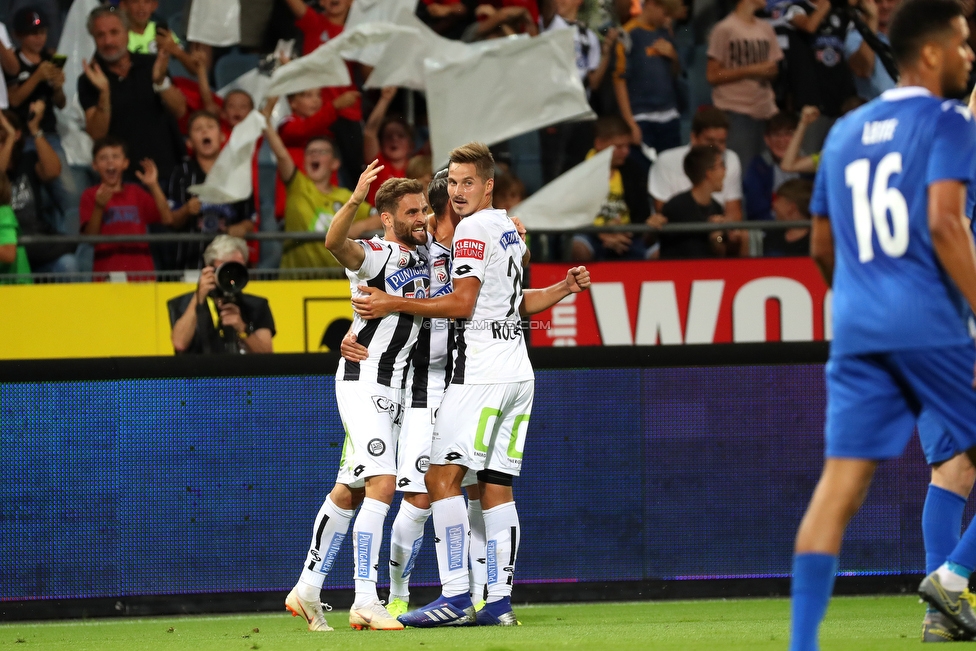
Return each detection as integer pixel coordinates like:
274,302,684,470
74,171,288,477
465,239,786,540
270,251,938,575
845,152,909,263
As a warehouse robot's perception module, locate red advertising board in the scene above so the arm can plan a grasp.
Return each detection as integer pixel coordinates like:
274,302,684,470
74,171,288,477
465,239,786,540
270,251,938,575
529,258,831,346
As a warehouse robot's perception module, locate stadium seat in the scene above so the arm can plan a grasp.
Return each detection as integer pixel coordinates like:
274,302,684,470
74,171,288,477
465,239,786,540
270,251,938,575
214,50,261,91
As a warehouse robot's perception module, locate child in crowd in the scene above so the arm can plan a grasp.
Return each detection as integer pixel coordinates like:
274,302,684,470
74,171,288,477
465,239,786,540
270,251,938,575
493,171,526,212
80,137,175,273
168,111,255,269
763,177,812,256
5,7,65,139
0,173,30,282
571,116,653,261
264,116,378,269
363,87,413,206
121,0,196,70
659,145,732,259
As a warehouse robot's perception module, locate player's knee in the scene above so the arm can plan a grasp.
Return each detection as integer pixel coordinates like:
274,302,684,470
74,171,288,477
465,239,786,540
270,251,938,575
365,475,396,504
477,469,514,487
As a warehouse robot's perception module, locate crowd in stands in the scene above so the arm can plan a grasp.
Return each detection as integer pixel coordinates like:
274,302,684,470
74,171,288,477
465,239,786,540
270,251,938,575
0,0,929,279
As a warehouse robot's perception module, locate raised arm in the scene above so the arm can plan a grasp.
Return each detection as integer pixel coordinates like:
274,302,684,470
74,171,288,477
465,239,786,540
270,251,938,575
263,114,296,182
28,101,62,181
153,52,187,121
363,86,397,162
82,59,111,139
520,266,590,316
782,106,820,174
135,158,177,227
325,160,384,270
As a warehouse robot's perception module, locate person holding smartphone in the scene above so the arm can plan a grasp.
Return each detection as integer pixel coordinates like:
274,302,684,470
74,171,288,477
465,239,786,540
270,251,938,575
5,7,65,140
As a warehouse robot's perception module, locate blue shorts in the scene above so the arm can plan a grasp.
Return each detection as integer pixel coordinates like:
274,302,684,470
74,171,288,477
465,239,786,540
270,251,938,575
825,345,976,461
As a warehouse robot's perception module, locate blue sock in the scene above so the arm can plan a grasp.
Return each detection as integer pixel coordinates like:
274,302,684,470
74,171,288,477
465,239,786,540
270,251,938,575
948,509,976,577
923,485,966,574
790,553,838,651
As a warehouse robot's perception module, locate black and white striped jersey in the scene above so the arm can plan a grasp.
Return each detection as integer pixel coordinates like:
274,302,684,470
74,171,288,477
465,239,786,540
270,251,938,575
406,238,453,408
338,237,430,388
448,209,534,385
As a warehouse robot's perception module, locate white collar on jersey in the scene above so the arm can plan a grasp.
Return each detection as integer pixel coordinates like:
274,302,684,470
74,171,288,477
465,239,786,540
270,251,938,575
880,86,934,102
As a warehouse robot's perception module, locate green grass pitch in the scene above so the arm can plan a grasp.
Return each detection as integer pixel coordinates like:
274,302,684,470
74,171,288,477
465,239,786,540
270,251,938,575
0,596,934,650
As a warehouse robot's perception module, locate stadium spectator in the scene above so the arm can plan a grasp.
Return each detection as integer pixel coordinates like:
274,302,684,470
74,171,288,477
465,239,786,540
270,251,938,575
78,5,186,189
0,173,31,282
120,0,196,73
781,0,857,146
649,106,743,221
0,22,14,108
5,7,65,142
463,3,538,41
845,0,897,100
283,0,364,182
264,115,379,270
363,87,414,206
168,111,255,270
80,136,174,273
742,112,802,222
493,170,527,211
537,0,617,183
762,177,811,256
1,107,76,274
659,145,731,259
570,115,653,261
406,154,433,193
613,0,682,164
169,235,275,354
780,105,821,174
418,0,477,40
706,0,783,170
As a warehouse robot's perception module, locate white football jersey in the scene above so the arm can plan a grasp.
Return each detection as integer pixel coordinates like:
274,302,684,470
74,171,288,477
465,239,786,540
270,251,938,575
338,237,429,388
406,238,452,407
448,209,534,385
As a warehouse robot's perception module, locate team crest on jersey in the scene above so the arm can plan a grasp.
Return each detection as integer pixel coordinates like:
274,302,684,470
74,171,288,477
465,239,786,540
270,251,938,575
455,239,485,260
499,230,521,250
397,251,411,268
433,258,449,283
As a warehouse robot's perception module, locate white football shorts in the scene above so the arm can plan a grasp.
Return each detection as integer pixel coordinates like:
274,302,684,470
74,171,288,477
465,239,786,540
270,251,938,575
335,380,403,488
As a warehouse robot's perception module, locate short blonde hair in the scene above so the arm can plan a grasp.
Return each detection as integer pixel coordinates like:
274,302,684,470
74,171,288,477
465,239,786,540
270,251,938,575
448,142,494,182
406,154,432,181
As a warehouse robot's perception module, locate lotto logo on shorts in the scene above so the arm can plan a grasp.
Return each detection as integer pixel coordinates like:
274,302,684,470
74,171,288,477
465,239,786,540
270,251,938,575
454,239,485,260
447,524,465,571
356,532,373,578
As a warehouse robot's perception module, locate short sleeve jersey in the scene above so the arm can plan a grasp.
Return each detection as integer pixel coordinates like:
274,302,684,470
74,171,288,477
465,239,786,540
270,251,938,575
810,87,976,356
337,237,430,388
449,209,533,385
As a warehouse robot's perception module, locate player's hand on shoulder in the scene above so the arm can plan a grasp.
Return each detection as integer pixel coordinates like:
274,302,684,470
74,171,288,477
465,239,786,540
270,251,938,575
510,215,527,240
567,266,590,293
340,332,369,362
353,160,385,204
351,285,394,319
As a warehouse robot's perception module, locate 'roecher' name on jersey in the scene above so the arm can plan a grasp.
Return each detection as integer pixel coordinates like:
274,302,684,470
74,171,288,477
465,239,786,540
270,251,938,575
339,237,430,387
448,209,534,385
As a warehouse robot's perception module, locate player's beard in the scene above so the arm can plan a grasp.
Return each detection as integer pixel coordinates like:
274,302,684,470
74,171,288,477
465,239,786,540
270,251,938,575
941,67,970,100
393,219,425,246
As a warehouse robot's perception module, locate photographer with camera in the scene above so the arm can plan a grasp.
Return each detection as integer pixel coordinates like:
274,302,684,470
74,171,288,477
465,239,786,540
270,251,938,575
169,235,275,354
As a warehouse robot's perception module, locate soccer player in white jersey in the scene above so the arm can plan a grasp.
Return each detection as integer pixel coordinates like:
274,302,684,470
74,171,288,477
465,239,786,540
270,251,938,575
284,163,429,633
353,143,591,627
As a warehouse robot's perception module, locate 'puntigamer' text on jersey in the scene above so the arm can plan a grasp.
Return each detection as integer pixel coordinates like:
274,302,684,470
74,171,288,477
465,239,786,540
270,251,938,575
339,237,429,387
406,238,452,407
449,209,534,384
811,87,976,356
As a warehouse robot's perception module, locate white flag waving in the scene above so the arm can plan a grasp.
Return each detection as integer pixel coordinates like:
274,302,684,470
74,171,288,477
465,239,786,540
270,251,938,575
508,148,614,230
187,0,241,47
265,23,411,97
425,29,596,166
188,110,265,204
361,17,467,91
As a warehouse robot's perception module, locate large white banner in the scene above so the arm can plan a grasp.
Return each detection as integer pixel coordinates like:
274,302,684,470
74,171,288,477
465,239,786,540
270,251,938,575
425,29,596,166
509,148,613,230
188,110,265,204
359,16,466,91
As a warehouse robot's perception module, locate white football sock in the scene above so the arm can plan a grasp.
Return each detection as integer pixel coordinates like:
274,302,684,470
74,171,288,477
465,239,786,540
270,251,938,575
431,495,470,598
389,500,431,602
484,501,520,603
297,496,355,601
467,498,487,602
352,498,390,608
937,563,971,592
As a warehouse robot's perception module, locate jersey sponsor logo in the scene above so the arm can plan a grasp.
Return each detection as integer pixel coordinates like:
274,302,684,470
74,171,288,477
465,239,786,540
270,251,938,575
455,238,485,260
366,240,384,251
499,230,521,250
387,265,429,291
432,284,453,297
861,119,898,145
486,539,498,585
368,438,386,456
402,536,424,578
454,264,474,276
356,532,373,579
416,455,430,473
446,524,465,571
491,321,523,340
318,531,346,575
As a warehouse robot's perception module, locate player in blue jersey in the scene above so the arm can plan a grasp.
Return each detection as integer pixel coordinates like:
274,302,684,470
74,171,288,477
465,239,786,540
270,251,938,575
788,0,976,648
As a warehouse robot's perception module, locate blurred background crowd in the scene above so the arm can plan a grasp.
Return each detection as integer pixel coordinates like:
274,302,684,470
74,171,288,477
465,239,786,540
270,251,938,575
0,0,928,280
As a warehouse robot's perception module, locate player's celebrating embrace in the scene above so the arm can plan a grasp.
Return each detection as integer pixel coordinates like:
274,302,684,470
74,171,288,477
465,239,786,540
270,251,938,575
285,163,429,633
789,1,976,648
353,142,590,627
